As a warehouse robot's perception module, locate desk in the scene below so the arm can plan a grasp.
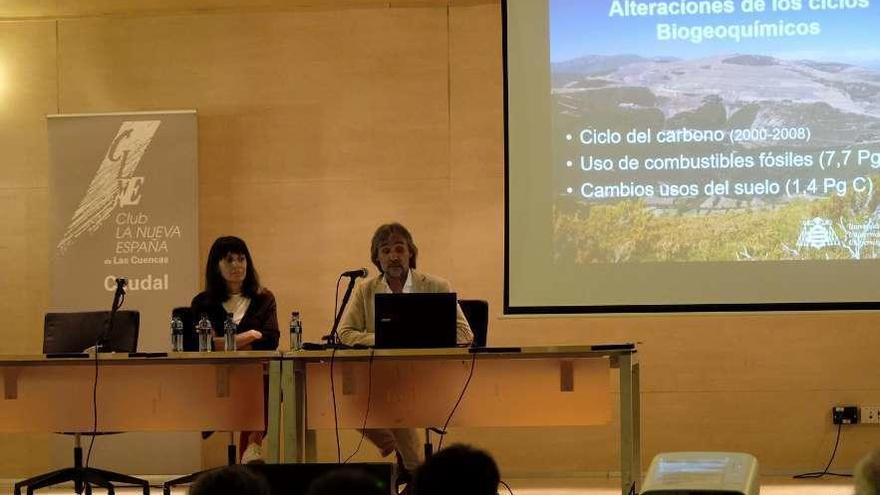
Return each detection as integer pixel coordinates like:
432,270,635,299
281,345,640,495
0,352,283,463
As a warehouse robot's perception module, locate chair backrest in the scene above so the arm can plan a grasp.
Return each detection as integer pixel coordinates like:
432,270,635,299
458,299,489,347
43,310,139,354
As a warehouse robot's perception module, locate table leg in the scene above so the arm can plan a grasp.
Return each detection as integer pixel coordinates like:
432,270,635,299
619,352,641,495
282,359,306,463
265,360,282,463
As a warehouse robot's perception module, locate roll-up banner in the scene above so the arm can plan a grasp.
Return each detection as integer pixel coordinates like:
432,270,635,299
48,111,198,352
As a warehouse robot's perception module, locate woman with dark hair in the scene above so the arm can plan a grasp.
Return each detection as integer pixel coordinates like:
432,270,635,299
191,236,279,463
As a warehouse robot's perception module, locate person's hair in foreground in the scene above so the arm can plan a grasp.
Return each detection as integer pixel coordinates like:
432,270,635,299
305,467,387,495
413,443,500,495
189,465,271,495
855,448,880,495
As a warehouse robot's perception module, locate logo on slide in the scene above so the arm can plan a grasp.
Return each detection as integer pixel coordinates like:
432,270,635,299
56,120,161,254
796,217,841,250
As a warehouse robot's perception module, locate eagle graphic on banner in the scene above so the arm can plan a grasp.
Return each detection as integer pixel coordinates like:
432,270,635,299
56,120,161,254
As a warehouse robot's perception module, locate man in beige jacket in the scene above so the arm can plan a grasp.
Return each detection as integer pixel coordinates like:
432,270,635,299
338,222,473,478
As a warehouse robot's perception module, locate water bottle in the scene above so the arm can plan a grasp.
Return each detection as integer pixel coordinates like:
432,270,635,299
170,315,184,352
197,313,213,352
223,312,237,351
289,311,303,351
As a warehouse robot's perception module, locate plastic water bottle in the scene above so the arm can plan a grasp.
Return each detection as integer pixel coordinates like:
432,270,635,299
290,311,303,351
223,312,237,351
170,315,184,352
197,313,213,352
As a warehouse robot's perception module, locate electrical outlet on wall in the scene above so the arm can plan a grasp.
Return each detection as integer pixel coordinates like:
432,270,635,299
861,406,880,424
832,406,860,424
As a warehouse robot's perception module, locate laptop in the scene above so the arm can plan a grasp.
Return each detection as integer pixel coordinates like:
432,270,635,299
374,293,458,349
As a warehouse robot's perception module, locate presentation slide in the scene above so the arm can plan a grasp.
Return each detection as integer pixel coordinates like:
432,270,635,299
505,0,880,312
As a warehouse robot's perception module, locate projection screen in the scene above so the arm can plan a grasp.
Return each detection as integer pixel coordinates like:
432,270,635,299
505,0,880,313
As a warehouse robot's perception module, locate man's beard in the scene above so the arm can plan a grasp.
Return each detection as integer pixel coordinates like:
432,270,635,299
385,265,406,278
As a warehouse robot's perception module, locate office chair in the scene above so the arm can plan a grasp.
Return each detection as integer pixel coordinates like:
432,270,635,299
421,299,490,462
458,299,489,347
14,311,150,495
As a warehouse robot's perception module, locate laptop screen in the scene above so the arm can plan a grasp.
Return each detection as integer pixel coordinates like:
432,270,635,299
374,293,457,349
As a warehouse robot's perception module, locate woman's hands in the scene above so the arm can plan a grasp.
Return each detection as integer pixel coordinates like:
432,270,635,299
215,329,263,350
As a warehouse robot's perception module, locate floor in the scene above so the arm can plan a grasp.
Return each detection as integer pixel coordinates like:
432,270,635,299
1,475,855,495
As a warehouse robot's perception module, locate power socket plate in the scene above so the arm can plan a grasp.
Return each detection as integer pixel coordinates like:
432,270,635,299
832,406,859,424
861,406,880,424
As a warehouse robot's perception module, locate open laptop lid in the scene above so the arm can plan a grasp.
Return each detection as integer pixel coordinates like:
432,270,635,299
374,293,457,349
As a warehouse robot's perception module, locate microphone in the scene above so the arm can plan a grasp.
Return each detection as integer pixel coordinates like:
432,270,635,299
324,268,369,348
112,277,127,311
101,277,128,351
341,268,369,279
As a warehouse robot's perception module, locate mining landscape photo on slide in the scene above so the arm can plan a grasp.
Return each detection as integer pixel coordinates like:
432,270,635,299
550,0,880,263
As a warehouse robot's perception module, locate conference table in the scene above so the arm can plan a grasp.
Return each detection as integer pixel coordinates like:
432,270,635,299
1,345,640,495
280,344,641,495
0,352,284,463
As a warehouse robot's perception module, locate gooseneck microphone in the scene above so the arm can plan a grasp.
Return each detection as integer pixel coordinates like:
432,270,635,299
321,268,368,348
341,268,369,279
111,277,127,311
98,277,127,352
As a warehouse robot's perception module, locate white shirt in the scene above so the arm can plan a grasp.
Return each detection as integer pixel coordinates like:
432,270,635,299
382,270,413,294
223,293,251,325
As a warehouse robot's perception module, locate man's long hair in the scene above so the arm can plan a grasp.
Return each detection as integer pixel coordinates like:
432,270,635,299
370,222,419,273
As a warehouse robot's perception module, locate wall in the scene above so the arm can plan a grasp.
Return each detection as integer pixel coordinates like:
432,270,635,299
1,0,879,479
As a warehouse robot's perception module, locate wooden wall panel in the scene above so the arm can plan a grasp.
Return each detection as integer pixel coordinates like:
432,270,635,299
2,0,880,480
448,4,504,322
0,1,495,22
58,6,453,348
58,9,450,185
0,18,54,388
0,21,55,189
449,2,503,181
0,20,55,480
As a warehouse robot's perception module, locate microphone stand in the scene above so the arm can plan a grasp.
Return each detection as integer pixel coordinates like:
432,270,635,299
97,278,126,352
323,275,359,349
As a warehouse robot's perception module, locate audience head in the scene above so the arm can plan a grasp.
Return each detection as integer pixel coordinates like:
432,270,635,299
205,235,261,299
855,448,880,495
189,465,271,495
305,468,387,495
413,443,500,495
370,222,419,273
